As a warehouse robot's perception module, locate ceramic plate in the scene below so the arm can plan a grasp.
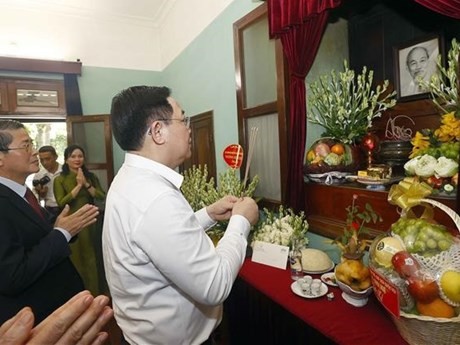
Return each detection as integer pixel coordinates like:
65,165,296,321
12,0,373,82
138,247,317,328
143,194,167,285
303,262,335,275
341,292,369,307
321,272,338,287
356,177,391,185
291,281,328,299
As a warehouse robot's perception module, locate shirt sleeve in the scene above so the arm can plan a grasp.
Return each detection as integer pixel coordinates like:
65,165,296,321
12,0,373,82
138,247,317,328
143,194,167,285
132,190,250,306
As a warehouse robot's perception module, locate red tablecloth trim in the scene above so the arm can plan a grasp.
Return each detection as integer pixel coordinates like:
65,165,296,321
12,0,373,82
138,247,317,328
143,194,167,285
239,259,408,345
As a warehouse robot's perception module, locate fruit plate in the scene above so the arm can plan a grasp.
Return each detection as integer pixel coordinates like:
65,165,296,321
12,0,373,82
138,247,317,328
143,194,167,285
303,262,335,275
291,281,328,299
321,272,338,287
306,172,351,185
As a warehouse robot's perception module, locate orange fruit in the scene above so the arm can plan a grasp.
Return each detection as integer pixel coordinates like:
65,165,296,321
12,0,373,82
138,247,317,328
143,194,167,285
331,143,345,155
416,297,455,318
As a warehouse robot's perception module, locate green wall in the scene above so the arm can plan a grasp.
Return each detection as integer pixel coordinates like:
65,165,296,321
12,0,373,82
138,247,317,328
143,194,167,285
161,0,262,174
78,66,161,170
76,1,348,175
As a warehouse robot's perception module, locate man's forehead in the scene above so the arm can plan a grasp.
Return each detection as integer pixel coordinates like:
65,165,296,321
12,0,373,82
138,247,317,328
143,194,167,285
8,128,30,141
168,97,184,115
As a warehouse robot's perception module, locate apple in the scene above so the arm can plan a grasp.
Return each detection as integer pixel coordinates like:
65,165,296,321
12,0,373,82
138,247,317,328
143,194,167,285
314,143,330,157
440,270,460,303
407,276,439,303
391,251,420,278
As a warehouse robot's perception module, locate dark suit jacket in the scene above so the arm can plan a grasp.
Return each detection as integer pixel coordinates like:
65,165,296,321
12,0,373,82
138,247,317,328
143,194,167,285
0,183,84,325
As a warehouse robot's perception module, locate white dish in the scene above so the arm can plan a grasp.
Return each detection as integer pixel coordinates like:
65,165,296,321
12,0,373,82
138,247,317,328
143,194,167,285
291,281,328,299
356,177,390,185
321,272,338,287
341,291,369,307
303,262,335,275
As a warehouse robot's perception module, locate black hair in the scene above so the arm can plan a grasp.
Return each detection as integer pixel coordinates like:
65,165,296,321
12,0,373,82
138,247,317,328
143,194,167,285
0,120,25,152
61,144,92,178
110,86,172,150
38,145,57,156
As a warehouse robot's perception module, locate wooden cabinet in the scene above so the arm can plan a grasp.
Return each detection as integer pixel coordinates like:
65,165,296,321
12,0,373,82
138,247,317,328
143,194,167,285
0,78,66,119
305,182,456,239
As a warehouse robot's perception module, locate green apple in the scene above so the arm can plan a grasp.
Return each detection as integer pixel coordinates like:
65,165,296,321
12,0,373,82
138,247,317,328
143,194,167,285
440,270,460,303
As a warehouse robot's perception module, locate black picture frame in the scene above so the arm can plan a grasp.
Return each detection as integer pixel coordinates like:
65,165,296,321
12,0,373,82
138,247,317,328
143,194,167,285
393,33,444,102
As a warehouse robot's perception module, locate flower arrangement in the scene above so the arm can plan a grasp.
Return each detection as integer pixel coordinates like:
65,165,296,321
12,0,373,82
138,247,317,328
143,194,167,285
332,194,382,260
406,40,460,193
418,38,459,117
307,60,396,144
181,165,259,237
251,205,309,248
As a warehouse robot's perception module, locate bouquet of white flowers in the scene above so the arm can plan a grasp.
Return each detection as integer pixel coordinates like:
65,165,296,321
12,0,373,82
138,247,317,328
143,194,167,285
251,206,309,248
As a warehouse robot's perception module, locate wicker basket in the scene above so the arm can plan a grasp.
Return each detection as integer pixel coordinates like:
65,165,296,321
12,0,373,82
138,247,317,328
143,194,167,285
390,198,460,345
391,312,460,345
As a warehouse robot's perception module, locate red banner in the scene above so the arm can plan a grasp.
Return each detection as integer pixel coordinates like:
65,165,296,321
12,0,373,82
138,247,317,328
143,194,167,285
370,267,401,318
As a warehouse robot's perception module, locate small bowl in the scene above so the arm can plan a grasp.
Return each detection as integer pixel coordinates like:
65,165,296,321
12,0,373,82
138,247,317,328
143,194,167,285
336,278,373,307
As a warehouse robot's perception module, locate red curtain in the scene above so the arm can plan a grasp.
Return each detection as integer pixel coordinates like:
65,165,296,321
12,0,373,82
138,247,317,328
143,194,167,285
267,0,341,211
414,0,460,19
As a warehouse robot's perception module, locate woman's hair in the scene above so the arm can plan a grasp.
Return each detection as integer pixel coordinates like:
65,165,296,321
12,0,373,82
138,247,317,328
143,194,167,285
61,144,92,178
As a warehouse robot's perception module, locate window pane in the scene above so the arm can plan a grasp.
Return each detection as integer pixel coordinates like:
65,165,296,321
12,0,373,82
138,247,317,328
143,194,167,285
247,113,281,201
71,122,106,163
243,17,277,108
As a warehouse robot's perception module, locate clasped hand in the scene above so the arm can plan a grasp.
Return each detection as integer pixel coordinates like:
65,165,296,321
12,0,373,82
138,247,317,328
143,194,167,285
55,204,99,237
0,290,113,345
207,195,259,225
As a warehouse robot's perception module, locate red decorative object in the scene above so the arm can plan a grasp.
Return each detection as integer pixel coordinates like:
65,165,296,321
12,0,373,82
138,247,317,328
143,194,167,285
223,144,244,169
360,133,380,167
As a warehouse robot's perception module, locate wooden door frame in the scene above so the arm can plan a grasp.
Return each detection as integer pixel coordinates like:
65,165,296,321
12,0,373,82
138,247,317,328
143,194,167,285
233,3,289,209
66,114,114,187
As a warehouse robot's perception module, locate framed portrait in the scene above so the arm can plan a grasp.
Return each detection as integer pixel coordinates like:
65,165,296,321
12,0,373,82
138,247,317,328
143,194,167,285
393,33,444,102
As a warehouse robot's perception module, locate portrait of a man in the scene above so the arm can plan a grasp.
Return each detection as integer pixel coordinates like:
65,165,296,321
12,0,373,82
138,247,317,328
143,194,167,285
396,36,440,99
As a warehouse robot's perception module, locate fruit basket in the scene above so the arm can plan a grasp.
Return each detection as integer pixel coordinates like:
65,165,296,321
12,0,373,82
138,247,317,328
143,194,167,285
303,138,362,176
369,178,460,345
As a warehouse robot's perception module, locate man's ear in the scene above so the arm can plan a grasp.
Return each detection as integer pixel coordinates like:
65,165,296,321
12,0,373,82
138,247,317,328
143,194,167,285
151,122,165,144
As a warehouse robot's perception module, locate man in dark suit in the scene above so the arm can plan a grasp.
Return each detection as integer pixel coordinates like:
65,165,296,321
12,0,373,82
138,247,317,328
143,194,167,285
0,120,99,325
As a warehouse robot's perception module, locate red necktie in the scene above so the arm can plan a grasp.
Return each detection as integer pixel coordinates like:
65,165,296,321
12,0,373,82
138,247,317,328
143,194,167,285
25,188,45,220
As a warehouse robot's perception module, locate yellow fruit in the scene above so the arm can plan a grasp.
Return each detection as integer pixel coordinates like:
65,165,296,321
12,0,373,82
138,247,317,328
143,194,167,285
306,149,316,162
416,298,455,318
374,236,405,268
440,270,460,303
335,259,370,291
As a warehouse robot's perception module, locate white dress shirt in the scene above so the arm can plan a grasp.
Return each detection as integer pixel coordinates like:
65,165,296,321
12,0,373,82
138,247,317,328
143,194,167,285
102,153,250,345
33,163,62,207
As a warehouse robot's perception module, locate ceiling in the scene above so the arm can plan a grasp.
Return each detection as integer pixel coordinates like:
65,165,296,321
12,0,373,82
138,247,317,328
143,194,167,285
0,0,237,71
5,0,177,28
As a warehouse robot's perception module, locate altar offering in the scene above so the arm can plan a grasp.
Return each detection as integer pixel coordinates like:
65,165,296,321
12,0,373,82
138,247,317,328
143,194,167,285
368,177,460,345
301,248,334,274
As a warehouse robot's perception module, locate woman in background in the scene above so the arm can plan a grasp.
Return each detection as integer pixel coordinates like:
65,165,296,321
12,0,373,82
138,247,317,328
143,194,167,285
54,144,106,295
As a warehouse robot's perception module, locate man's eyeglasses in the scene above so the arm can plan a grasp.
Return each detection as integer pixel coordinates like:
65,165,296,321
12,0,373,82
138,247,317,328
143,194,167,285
151,117,191,130
159,117,190,128
0,141,36,153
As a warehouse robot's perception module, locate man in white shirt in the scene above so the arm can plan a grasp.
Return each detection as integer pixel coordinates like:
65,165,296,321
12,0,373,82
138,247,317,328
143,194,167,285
103,86,259,345
33,146,62,217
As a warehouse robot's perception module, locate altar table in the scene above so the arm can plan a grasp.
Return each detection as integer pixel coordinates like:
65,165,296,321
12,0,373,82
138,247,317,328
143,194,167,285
224,259,408,345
